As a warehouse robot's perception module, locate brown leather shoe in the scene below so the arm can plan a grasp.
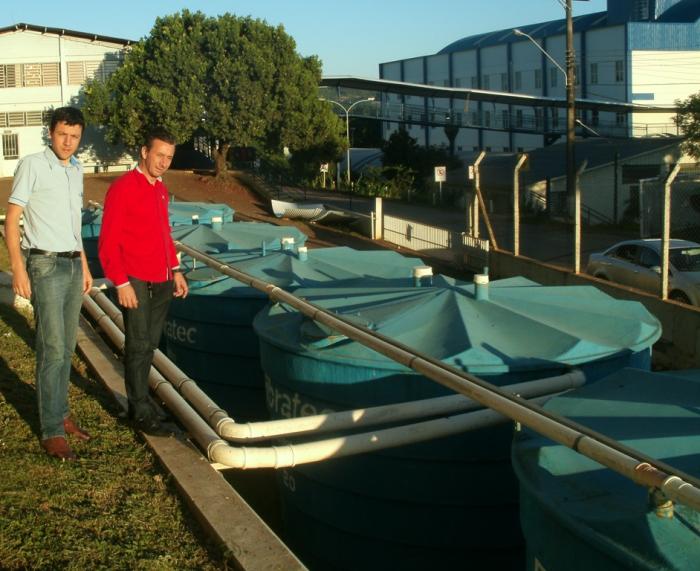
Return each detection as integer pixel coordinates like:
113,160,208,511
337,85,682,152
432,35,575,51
63,417,91,441
41,436,77,461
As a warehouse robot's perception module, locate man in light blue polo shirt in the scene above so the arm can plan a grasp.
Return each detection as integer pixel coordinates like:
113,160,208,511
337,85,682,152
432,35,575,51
5,107,93,461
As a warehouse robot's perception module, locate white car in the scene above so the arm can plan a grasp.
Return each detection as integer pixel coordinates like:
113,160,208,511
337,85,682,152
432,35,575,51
586,239,700,306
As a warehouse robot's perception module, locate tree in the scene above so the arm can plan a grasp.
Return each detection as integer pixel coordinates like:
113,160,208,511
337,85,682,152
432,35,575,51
84,11,344,176
675,92,700,160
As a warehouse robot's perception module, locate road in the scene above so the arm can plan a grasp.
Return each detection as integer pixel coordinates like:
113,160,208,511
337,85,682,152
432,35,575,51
275,185,636,270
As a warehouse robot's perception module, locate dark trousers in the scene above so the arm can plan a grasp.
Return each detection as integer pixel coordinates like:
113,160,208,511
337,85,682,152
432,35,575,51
123,277,173,420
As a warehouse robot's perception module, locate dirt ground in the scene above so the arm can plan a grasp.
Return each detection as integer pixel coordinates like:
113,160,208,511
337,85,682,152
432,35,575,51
0,169,386,251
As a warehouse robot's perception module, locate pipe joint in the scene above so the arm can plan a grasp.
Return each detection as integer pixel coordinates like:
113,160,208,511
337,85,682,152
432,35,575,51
649,487,674,519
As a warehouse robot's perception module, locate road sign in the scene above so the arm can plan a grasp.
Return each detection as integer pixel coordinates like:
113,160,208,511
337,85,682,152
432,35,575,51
320,163,329,173
434,166,447,182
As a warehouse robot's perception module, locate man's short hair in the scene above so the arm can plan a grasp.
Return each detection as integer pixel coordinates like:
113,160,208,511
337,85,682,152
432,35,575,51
50,107,85,131
144,128,176,149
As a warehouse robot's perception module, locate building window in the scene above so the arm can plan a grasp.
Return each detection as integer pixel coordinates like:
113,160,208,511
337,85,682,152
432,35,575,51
25,111,43,126
535,108,543,129
0,63,59,88
502,110,509,129
515,71,522,90
590,63,598,85
534,69,542,89
574,64,580,86
471,75,478,88
0,64,19,88
516,109,523,128
455,77,462,87
616,112,626,126
484,110,491,127
615,60,624,82
500,72,508,91
591,110,599,126
551,108,559,129
67,58,120,85
0,110,49,128
482,74,490,89
550,68,558,88
2,133,19,159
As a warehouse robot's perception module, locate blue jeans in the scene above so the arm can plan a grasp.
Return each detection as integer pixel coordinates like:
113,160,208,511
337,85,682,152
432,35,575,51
27,254,83,440
123,277,173,421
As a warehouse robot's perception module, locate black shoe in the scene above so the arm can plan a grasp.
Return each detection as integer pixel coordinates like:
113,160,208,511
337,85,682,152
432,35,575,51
148,400,170,421
131,416,173,436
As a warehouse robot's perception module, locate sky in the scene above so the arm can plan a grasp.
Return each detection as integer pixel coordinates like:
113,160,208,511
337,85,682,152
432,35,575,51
2,1,608,77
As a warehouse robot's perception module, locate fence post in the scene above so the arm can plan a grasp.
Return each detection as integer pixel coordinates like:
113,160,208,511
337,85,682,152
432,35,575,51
374,197,383,240
471,151,486,238
661,163,681,300
513,154,528,256
573,159,588,274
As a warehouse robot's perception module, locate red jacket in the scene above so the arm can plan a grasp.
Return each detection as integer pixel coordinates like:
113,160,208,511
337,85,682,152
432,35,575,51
98,168,179,286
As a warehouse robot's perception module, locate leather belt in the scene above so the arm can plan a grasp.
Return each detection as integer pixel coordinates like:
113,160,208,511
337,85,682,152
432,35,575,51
29,248,81,259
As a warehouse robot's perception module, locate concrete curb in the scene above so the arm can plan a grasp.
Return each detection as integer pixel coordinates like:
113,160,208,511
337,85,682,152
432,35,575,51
76,314,306,570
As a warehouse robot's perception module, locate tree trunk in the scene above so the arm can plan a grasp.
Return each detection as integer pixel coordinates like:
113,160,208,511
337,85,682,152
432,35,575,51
213,142,231,177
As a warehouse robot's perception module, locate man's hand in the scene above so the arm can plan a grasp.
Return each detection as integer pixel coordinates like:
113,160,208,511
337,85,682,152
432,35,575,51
6,204,30,299
81,254,93,294
12,265,31,300
82,270,94,295
117,283,138,308
173,272,188,298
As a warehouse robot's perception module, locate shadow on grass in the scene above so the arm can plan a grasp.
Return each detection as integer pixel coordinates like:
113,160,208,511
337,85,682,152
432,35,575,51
0,304,123,438
0,355,41,438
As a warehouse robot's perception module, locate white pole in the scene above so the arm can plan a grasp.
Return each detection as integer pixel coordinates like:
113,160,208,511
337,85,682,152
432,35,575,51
661,163,681,300
574,160,587,274
513,153,528,256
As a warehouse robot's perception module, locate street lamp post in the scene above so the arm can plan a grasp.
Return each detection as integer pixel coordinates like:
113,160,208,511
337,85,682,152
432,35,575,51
320,96,376,186
514,2,578,272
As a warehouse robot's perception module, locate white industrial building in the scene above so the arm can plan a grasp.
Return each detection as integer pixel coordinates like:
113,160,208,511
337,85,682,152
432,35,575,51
379,0,700,153
0,23,132,178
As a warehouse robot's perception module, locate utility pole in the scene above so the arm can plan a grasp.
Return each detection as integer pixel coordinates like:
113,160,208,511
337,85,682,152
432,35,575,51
566,0,579,273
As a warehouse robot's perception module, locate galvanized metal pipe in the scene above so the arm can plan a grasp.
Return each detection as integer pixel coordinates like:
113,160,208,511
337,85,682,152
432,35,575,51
86,288,582,441
81,292,565,469
573,159,587,274
513,153,528,257
661,163,681,300
174,241,700,510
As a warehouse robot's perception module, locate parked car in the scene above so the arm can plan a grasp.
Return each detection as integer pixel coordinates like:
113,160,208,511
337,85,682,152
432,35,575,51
586,239,700,306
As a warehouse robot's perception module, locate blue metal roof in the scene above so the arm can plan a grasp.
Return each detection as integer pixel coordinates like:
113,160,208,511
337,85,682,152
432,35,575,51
437,12,608,54
437,4,700,55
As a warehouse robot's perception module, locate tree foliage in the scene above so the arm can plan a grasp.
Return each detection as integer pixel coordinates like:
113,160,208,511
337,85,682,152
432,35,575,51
83,11,344,176
675,92,700,160
382,129,462,180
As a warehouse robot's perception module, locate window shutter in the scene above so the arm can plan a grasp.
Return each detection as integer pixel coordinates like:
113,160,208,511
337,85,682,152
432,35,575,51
7,112,25,127
67,61,86,85
41,63,60,86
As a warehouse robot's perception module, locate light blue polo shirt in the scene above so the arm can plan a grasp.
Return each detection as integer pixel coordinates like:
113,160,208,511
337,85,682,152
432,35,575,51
9,147,84,252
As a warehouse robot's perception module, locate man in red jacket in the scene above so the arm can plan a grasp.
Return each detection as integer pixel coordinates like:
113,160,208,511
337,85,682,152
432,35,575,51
98,128,188,434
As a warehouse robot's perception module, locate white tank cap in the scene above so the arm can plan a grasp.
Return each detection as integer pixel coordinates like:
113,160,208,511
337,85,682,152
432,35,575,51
412,266,433,278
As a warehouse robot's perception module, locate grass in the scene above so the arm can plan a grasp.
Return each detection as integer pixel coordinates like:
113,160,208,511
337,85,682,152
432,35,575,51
0,236,229,570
